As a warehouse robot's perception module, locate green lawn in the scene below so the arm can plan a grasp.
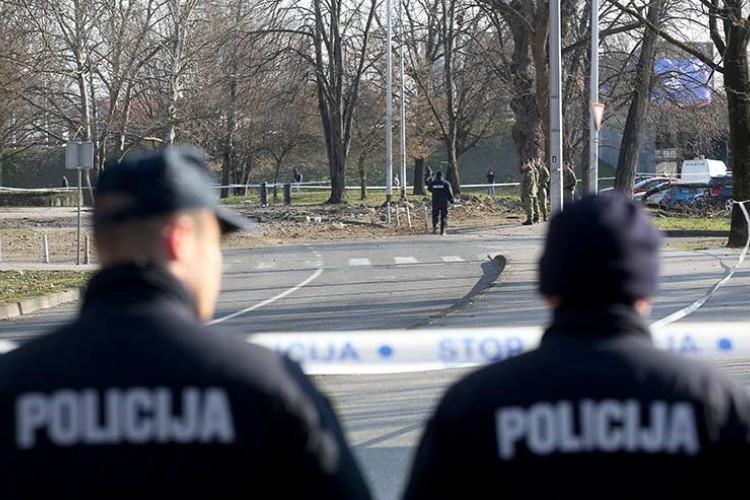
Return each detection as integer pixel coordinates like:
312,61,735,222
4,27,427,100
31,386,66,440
650,215,730,232
0,271,91,304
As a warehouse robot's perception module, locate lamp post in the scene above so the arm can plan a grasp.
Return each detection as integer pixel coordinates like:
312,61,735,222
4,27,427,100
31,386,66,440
588,0,600,194
399,0,407,202
549,0,564,214
385,0,393,212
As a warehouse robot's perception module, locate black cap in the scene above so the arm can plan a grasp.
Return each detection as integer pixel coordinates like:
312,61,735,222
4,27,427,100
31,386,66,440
539,191,661,306
94,146,249,234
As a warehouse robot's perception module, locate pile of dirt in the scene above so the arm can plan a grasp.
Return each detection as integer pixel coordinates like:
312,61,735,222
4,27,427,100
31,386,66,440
0,197,524,261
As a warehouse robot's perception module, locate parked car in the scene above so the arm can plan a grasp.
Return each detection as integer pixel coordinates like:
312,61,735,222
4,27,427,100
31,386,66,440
707,175,733,211
600,177,679,203
633,176,680,196
658,183,710,209
634,177,680,205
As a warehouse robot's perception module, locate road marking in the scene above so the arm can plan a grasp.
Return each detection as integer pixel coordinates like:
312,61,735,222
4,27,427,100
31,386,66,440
394,256,419,264
348,258,372,266
441,256,464,262
254,261,277,269
209,267,324,325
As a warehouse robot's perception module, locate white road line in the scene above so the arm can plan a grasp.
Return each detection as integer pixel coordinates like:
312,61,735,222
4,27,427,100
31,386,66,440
394,256,419,264
348,258,372,266
441,256,464,262
209,267,324,325
254,261,277,269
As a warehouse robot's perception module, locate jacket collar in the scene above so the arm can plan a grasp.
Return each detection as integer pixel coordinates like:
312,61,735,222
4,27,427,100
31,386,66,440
82,263,199,318
542,303,652,345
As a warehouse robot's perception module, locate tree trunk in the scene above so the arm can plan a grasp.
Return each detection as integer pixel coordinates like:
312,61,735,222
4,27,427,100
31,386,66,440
531,10,550,161
221,71,238,199
413,157,427,195
724,31,750,248
358,154,367,200
505,13,542,162
327,134,348,204
614,1,663,194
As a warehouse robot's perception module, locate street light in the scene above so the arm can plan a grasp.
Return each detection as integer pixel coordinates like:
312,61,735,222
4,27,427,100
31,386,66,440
549,0,564,214
588,0,600,194
386,0,394,214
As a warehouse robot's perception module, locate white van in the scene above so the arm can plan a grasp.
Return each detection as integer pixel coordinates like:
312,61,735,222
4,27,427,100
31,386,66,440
680,157,728,183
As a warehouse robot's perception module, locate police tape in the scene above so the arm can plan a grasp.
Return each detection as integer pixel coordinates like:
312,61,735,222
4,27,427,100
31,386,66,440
651,201,750,329
245,322,750,375
0,324,746,375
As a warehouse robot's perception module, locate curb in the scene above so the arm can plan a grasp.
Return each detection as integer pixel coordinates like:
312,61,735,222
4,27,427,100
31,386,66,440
662,230,729,238
0,288,83,322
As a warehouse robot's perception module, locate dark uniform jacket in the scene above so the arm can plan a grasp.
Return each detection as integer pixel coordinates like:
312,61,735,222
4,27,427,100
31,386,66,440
405,305,750,499
427,178,454,208
0,264,371,499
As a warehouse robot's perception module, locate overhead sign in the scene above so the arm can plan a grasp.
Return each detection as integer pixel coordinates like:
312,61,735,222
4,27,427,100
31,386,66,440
592,102,605,131
65,141,94,170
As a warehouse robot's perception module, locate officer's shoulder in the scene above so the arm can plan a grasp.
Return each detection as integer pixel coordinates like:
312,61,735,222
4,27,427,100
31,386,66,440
181,328,312,394
436,350,543,418
626,339,748,400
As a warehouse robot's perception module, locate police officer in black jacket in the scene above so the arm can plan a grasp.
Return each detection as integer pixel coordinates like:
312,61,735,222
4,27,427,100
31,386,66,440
405,192,750,499
427,171,454,235
0,147,371,499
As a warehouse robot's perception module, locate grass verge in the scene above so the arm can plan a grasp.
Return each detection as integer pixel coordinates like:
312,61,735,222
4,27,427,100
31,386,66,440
0,271,91,304
664,239,728,251
650,215,730,232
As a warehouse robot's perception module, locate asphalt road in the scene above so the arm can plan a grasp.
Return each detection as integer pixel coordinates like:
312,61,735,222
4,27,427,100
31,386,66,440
1,233,749,499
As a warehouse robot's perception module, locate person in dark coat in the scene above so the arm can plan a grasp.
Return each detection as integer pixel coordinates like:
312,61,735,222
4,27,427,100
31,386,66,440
427,171,454,235
0,146,371,500
405,192,750,499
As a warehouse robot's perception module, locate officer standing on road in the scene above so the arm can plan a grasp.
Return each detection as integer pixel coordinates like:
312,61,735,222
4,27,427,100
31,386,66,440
535,158,550,222
0,146,371,499
563,161,578,205
405,192,750,499
427,171,454,235
519,161,538,225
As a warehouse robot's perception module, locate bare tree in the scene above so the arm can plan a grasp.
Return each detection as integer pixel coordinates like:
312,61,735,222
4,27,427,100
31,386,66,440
350,83,385,200
613,0,665,193
302,0,378,203
404,0,506,194
612,0,750,246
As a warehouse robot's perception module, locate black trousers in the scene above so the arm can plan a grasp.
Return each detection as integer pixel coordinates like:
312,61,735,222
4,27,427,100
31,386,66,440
432,206,448,230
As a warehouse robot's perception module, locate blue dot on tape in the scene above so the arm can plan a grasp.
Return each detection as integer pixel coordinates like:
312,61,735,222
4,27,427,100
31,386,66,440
379,345,393,358
718,338,733,351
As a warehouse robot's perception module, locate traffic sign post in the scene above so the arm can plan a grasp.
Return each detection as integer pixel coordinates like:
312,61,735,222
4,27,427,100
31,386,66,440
66,142,94,265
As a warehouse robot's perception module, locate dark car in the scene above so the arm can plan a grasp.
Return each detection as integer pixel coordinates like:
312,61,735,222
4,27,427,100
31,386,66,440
658,183,709,209
707,175,733,211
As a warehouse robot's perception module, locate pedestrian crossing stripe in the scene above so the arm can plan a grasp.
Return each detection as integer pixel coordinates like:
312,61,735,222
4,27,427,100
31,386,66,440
441,256,464,262
348,258,372,266
394,257,419,264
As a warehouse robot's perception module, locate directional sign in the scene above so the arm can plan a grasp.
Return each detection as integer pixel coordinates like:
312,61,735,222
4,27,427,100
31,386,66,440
592,102,605,131
65,141,94,170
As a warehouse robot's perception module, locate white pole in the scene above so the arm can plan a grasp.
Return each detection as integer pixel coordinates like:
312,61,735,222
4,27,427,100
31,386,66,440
386,0,393,205
588,0,599,194
43,234,49,264
398,0,407,202
549,0,564,214
76,168,82,265
84,234,90,265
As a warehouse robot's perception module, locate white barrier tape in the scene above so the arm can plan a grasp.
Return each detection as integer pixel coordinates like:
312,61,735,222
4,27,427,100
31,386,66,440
650,200,750,330
0,323,747,374
245,322,750,375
